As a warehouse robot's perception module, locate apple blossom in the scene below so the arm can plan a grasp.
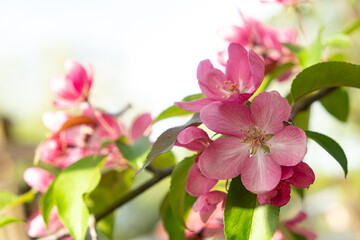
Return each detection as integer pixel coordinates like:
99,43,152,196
193,191,226,223
51,60,93,108
175,43,264,112
258,161,315,207
199,91,307,194
218,15,297,81
23,167,54,193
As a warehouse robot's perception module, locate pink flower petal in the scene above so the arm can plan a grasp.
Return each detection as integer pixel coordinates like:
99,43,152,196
288,162,315,188
42,111,71,133
64,59,88,93
186,164,218,196
51,76,80,100
197,60,228,100
27,208,63,238
225,43,251,88
200,101,254,138
241,151,281,194
177,126,212,152
257,181,291,207
268,126,307,166
129,113,152,142
174,98,216,113
23,168,54,193
199,137,250,180
40,138,63,164
248,49,265,92
218,25,249,45
193,191,226,223
250,91,291,134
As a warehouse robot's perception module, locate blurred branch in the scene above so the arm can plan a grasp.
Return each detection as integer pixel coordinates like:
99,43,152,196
290,87,337,119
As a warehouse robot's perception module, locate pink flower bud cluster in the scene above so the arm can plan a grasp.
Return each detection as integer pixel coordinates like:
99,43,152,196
23,60,152,238
175,43,315,234
218,14,298,81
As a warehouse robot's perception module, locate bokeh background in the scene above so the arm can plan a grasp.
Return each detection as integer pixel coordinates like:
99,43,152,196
1,0,360,239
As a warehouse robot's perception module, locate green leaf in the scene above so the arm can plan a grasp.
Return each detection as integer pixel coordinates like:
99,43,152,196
53,155,106,240
154,93,205,122
40,182,55,226
116,137,150,161
150,151,176,169
306,131,348,177
169,155,196,228
224,177,279,240
136,113,202,176
323,34,351,47
320,88,349,121
293,106,310,131
284,30,322,69
0,190,36,216
160,194,186,240
291,62,360,102
0,217,24,228
343,18,360,34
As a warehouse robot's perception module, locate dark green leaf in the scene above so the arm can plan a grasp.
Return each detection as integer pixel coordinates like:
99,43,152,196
0,217,23,228
154,93,205,122
293,106,310,131
306,131,348,177
291,62,360,102
169,155,196,228
54,155,106,240
224,177,279,240
320,88,349,121
136,113,202,176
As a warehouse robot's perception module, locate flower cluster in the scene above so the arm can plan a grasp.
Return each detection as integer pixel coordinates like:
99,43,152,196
218,14,298,81
175,43,315,235
23,60,152,238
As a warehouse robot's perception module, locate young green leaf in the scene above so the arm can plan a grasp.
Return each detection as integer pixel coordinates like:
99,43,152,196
320,88,349,122
53,155,106,240
305,131,348,177
324,34,351,47
224,177,279,240
136,113,201,176
169,155,196,228
154,93,205,122
291,62,360,102
0,191,17,213
160,194,186,240
40,182,55,226
150,151,176,169
0,217,24,228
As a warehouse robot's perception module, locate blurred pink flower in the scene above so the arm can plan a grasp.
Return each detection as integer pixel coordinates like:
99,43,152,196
273,211,317,240
175,43,264,112
261,0,305,6
51,59,93,108
199,91,307,194
27,208,67,239
258,161,315,207
23,167,54,193
218,15,297,81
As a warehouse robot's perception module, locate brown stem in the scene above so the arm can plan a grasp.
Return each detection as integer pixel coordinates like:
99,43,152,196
290,87,337,119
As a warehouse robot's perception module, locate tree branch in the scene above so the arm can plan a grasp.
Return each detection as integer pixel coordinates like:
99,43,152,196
290,87,337,119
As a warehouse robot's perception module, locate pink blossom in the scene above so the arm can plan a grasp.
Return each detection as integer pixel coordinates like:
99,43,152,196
23,168,55,193
199,91,307,194
176,127,218,196
186,206,225,240
193,191,226,223
128,113,152,143
273,211,317,240
27,208,67,238
218,15,297,81
51,59,93,108
258,162,315,207
175,43,264,113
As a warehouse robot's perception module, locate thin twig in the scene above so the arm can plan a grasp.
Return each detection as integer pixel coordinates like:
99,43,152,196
290,87,337,119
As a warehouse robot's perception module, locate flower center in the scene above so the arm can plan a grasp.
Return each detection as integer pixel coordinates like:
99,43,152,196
216,80,240,99
240,127,272,156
